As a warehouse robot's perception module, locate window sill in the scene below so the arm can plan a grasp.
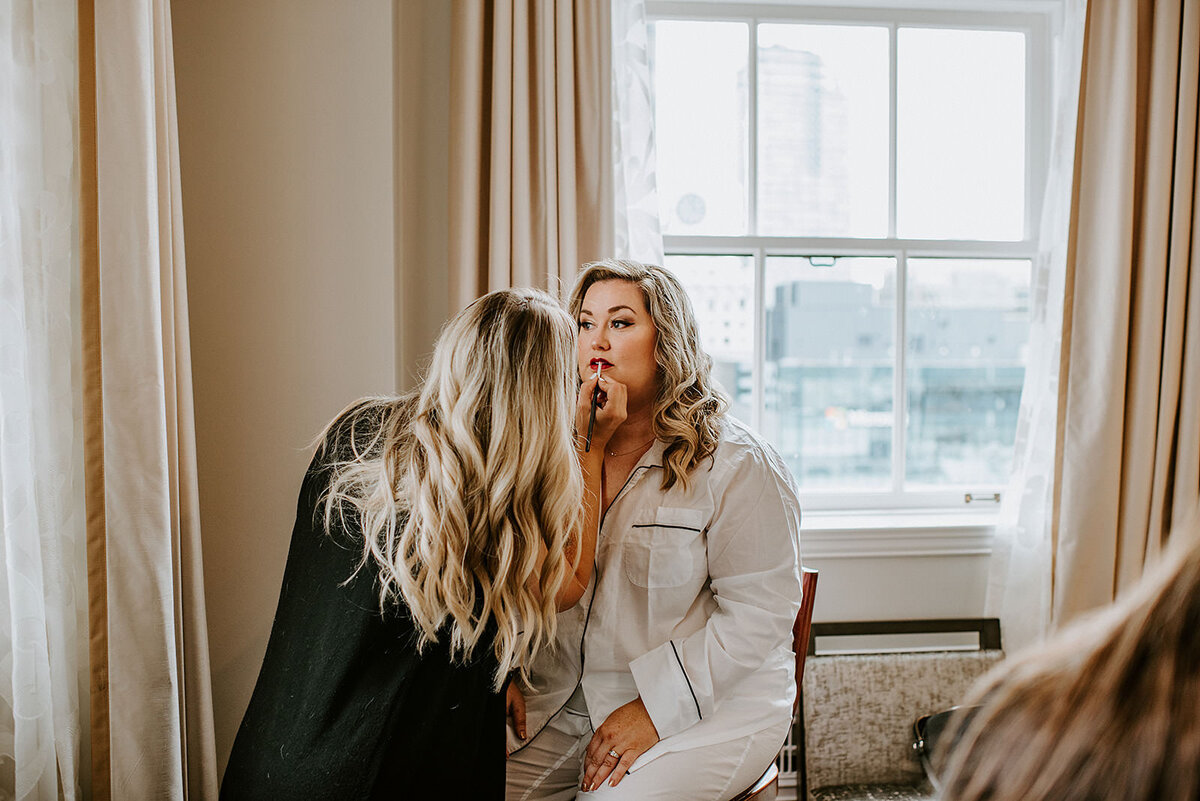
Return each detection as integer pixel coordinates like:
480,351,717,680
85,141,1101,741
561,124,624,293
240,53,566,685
801,508,996,558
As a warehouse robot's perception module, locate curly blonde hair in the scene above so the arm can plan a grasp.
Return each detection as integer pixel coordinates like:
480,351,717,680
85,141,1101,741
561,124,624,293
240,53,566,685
939,506,1200,801
316,289,582,688
569,259,727,491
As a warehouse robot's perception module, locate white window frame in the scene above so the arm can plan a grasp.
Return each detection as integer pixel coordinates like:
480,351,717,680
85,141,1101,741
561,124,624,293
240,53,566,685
648,0,1057,520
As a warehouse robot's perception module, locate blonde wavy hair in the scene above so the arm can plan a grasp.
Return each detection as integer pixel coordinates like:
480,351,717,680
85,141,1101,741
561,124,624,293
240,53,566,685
569,259,727,492
316,288,582,688
938,506,1200,801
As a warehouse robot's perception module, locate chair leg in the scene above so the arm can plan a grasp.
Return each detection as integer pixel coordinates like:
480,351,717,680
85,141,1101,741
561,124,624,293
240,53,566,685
797,688,808,801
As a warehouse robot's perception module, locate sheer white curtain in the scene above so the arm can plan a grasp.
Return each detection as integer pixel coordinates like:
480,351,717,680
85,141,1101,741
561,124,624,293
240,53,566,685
0,2,88,800
611,0,663,265
984,0,1087,653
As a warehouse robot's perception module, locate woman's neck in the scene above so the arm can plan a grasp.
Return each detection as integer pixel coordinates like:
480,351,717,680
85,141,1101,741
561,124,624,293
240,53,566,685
606,409,655,454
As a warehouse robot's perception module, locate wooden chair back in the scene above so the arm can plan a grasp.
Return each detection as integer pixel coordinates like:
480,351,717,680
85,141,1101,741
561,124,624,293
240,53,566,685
793,567,819,712
729,566,819,801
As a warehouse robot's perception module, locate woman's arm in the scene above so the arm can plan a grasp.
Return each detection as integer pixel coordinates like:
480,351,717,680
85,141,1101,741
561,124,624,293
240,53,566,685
628,444,802,733
553,372,626,610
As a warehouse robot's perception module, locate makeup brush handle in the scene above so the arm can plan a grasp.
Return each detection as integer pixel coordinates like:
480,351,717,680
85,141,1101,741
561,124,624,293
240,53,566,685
585,383,599,452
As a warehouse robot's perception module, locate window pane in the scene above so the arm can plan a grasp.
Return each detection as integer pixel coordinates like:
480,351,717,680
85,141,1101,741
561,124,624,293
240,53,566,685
651,21,750,235
765,257,896,489
758,24,889,237
897,28,1026,240
906,259,1030,487
667,255,755,423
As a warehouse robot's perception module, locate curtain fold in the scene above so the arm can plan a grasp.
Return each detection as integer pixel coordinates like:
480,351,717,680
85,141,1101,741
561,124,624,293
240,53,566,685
1,3,88,798
82,0,218,796
611,0,662,265
449,0,612,306
1052,0,1199,623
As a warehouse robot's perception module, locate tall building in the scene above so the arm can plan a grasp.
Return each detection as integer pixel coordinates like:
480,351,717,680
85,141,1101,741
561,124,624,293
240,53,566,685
758,44,852,236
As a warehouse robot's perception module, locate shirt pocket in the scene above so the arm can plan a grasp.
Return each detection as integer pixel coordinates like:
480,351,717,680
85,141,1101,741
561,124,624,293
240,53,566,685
623,507,706,589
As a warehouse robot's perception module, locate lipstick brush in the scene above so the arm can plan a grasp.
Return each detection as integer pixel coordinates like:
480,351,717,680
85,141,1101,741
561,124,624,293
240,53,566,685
585,364,601,452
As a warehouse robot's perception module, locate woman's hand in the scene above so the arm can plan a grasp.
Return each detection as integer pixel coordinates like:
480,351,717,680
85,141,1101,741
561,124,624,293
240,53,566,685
505,682,527,755
581,697,659,791
576,372,627,454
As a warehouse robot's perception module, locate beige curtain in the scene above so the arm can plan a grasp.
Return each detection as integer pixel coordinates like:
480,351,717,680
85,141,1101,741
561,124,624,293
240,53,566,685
1054,0,1200,624
81,0,217,797
449,0,613,307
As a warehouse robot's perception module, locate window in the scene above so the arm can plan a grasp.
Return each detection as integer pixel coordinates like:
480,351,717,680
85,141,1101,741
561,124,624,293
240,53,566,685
647,2,1052,511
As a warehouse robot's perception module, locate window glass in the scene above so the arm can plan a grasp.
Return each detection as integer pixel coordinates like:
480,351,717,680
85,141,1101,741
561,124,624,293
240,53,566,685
651,21,750,235
764,257,896,489
758,24,889,237
906,258,1031,486
897,28,1026,240
667,255,755,423
650,10,1044,504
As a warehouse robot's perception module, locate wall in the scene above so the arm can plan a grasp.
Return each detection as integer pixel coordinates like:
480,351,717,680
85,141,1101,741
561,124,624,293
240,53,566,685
802,523,993,626
395,1,453,390
172,0,422,772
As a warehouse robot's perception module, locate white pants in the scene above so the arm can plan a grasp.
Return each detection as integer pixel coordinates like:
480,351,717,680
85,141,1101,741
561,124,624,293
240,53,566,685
505,702,790,801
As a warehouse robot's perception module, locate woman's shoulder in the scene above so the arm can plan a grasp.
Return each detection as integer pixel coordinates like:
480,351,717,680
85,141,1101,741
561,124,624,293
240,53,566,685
316,395,413,465
299,396,412,508
299,396,413,547
711,416,795,483
713,415,770,455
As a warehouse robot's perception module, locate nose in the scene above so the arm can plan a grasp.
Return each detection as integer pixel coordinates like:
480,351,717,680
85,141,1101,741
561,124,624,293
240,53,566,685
591,327,610,350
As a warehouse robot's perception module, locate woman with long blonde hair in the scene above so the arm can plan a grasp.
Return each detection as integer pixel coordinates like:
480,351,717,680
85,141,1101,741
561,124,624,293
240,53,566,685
938,506,1200,801
221,288,625,799
505,261,803,800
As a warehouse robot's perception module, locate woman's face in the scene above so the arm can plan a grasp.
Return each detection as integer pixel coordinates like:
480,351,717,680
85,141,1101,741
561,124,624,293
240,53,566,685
577,279,658,411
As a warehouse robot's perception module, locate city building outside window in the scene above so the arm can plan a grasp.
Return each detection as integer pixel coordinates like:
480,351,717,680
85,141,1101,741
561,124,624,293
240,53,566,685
647,1,1056,514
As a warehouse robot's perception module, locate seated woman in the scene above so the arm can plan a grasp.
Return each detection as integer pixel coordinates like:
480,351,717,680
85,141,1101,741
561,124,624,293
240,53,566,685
220,288,625,800
505,260,803,800
938,505,1200,801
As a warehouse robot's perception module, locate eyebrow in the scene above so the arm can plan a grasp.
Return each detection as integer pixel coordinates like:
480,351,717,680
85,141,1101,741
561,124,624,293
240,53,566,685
579,304,638,316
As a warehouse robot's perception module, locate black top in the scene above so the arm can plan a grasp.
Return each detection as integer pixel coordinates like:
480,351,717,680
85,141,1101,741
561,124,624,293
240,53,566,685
221,431,504,799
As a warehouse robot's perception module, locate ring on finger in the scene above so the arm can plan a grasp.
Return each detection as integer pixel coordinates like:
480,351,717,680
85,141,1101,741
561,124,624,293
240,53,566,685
607,749,620,759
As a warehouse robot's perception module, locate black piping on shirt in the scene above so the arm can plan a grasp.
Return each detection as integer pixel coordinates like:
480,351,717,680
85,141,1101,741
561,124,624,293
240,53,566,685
630,523,702,533
669,639,703,721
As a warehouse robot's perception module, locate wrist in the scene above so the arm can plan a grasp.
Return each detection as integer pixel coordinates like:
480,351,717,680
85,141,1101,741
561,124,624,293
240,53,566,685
576,432,606,457
577,445,605,470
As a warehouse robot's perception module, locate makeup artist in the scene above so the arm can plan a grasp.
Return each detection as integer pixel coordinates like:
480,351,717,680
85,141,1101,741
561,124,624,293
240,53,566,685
220,289,625,800
505,261,803,800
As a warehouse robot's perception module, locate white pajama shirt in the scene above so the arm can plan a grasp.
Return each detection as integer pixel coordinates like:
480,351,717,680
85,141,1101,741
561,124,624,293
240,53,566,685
508,417,803,774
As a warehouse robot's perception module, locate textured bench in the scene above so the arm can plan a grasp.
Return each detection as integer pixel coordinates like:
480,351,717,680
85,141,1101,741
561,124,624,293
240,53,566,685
800,620,1003,801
